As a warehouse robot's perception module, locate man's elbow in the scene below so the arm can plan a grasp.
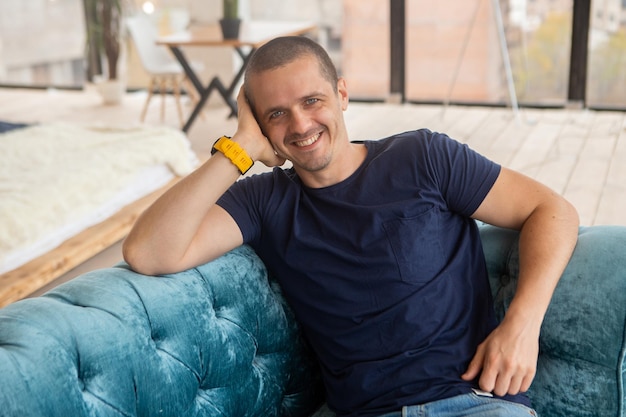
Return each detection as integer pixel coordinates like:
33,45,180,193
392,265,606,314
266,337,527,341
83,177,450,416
122,239,161,276
555,195,580,230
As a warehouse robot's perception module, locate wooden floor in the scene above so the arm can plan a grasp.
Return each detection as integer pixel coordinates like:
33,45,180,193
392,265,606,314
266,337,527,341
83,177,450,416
1,87,625,294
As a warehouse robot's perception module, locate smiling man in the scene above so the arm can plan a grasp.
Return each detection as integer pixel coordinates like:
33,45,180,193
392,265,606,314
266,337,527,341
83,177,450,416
123,36,579,417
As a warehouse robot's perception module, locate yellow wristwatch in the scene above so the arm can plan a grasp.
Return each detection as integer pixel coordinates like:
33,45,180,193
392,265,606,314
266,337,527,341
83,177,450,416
211,136,254,175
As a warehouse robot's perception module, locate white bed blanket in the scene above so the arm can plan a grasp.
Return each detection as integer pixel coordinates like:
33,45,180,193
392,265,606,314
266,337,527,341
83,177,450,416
0,122,197,274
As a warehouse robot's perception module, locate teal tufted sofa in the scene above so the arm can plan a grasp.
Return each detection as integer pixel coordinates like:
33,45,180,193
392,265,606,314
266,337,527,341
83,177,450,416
0,225,624,417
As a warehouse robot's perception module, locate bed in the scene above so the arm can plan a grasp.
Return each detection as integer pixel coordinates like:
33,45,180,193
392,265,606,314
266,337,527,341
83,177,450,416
0,121,197,307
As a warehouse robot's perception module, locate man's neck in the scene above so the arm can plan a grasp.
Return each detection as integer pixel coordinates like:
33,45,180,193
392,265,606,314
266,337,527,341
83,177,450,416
297,142,368,188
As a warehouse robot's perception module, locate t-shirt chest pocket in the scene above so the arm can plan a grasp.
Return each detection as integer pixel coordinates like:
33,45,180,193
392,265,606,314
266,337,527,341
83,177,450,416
383,207,445,284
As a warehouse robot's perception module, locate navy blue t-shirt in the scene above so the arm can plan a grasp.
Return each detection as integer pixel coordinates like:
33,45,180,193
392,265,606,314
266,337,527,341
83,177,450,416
217,129,530,416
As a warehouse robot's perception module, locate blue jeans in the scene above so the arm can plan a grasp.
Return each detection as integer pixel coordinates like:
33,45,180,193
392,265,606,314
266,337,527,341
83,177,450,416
377,393,538,417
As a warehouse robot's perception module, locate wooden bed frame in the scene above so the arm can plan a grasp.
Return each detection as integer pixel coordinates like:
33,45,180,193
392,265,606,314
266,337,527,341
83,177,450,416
0,178,179,308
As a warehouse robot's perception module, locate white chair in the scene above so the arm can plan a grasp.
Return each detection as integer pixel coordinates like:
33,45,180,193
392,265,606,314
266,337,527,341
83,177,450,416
126,14,202,125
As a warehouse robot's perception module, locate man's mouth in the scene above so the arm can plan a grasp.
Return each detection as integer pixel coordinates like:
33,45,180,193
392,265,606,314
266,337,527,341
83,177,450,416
293,132,321,148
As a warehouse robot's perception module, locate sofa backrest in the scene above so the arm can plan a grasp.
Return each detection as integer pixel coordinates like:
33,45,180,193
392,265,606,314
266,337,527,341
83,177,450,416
0,245,323,417
480,225,626,417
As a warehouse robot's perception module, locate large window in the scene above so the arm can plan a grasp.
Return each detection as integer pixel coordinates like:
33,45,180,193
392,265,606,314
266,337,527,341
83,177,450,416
587,0,626,108
342,0,626,109
402,0,574,106
508,0,574,106
340,0,390,99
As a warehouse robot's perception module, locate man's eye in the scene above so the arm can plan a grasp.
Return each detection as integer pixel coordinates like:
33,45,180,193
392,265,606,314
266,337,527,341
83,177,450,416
305,98,319,105
269,111,284,119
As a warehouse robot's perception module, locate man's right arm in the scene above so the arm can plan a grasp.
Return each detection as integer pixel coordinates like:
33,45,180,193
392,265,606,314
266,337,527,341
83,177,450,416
122,90,284,276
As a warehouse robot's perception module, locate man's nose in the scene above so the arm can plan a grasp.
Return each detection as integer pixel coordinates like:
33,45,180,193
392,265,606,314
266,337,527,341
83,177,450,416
288,108,309,135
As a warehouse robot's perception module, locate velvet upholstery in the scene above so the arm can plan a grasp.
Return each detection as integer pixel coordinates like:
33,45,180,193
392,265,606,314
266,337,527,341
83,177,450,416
481,225,626,417
0,245,323,417
0,225,624,417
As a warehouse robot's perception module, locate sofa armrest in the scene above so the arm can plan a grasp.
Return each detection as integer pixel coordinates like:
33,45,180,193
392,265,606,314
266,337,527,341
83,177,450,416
480,224,626,417
0,245,323,417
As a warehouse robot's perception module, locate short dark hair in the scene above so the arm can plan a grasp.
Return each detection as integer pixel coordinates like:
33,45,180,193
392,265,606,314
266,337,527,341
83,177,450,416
243,36,338,104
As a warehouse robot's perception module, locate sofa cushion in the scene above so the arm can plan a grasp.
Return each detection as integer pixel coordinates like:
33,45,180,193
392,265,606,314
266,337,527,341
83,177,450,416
480,225,626,417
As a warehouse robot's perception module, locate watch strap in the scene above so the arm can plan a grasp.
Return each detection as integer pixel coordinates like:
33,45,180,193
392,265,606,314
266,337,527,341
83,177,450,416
211,136,254,174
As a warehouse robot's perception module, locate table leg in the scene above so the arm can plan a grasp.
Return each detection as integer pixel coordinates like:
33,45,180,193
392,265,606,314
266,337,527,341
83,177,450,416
169,46,202,97
169,46,256,132
220,47,256,118
169,46,209,132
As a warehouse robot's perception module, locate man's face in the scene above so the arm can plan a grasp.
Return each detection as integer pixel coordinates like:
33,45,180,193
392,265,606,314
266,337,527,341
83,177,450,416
247,54,349,174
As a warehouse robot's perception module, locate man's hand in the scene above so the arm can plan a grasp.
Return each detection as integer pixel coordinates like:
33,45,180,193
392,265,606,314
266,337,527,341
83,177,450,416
233,88,285,167
461,315,540,397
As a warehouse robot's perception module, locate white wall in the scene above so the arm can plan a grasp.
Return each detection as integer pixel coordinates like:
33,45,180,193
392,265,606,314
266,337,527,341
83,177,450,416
0,0,85,86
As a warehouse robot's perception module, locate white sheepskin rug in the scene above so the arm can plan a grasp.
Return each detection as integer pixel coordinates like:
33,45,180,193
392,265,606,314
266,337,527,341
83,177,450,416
0,122,197,273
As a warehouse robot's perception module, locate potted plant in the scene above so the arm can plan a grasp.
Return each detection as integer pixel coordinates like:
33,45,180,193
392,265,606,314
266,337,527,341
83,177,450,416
220,0,241,40
84,0,126,104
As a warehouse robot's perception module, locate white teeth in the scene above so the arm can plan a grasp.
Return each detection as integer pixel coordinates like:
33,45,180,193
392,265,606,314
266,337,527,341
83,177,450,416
294,133,320,147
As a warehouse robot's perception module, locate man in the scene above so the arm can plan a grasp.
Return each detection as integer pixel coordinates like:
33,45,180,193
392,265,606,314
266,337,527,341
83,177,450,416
123,36,579,417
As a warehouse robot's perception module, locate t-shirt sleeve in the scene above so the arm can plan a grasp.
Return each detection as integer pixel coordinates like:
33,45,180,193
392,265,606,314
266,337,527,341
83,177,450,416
216,174,269,245
423,131,501,216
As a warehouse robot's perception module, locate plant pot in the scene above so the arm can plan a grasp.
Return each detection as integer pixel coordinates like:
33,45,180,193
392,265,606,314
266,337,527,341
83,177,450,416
219,18,241,40
94,78,125,105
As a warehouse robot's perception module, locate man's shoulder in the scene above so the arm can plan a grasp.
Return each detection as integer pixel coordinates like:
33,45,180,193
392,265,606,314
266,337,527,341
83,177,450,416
363,128,446,148
359,129,447,158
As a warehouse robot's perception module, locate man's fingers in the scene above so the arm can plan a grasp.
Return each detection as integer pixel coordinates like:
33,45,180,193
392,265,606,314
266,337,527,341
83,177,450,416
477,359,498,393
463,322,539,397
478,353,536,396
491,371,518,397
461,344,485,382
520,373,534,393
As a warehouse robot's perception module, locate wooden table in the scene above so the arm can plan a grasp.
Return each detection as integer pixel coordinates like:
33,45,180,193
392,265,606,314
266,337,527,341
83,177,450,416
158,21,317,132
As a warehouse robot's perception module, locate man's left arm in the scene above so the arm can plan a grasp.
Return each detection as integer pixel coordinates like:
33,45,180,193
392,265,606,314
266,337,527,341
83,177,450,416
461,166,579,396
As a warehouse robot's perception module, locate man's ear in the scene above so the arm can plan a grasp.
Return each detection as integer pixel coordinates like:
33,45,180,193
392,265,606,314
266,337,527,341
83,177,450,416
337,77,349,111
242,85,270,139
243,88,258,120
